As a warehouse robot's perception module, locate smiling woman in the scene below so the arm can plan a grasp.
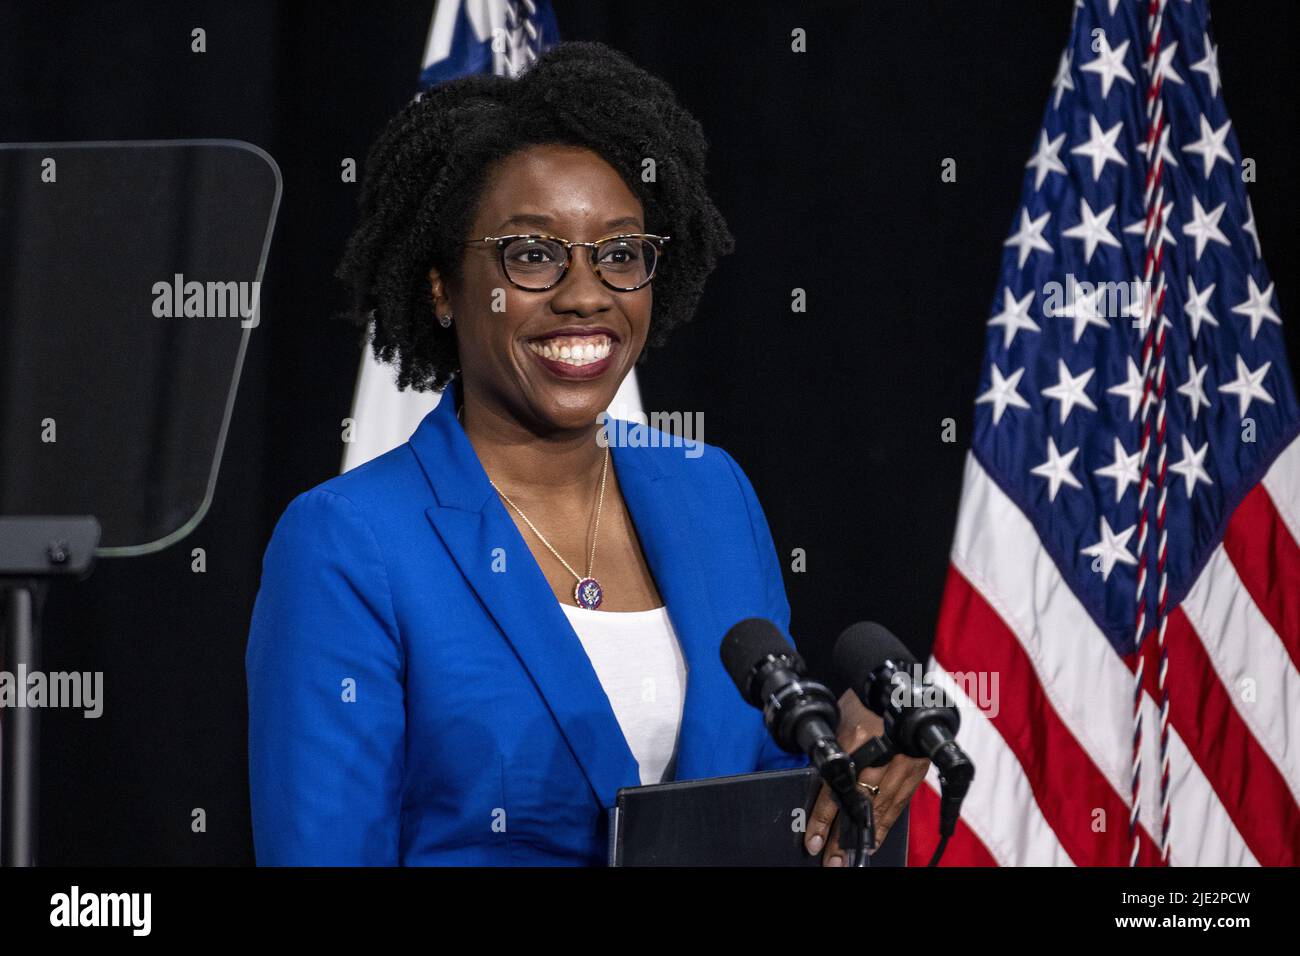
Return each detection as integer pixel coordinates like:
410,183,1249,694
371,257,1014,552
434,143,658,434
244,40,928,867
333,41,731,396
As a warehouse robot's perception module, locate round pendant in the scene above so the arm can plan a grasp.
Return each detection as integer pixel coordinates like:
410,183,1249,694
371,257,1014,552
575,577,604,610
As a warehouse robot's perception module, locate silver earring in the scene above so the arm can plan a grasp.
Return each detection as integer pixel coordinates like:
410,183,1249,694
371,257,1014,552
438,311,453,328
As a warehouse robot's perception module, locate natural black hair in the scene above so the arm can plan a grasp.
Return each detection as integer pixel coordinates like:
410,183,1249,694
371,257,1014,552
335,41,735,392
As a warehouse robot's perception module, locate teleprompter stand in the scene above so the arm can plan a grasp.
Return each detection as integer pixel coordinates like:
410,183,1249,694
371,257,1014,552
0,517,100,866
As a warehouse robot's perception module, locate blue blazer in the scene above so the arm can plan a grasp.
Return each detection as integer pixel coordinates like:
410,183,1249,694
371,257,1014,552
246,380,808,865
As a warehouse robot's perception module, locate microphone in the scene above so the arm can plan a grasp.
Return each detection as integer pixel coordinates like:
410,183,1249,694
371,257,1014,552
833,621,975,864
720,618,872,849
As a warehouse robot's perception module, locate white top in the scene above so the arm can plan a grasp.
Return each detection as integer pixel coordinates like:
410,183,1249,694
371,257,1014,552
560,603,687,786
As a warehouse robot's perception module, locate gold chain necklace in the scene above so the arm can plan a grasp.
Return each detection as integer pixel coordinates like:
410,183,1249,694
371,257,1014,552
460,403,610,610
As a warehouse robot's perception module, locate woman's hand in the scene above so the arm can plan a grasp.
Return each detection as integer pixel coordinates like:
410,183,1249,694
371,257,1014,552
803,688,930,865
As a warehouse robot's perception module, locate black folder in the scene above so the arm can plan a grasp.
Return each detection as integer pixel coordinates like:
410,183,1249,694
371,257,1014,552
609,766,910,866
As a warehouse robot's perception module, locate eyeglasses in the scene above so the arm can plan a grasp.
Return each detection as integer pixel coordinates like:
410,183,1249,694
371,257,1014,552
464,233,670,292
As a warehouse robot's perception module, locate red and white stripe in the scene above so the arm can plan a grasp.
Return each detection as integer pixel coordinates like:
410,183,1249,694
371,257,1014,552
907,443,1300,866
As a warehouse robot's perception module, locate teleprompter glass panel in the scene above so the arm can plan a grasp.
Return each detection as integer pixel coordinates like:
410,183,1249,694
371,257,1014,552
0,141,281,555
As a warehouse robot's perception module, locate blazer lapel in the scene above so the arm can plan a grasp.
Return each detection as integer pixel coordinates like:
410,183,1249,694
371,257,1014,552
410,383,641,809
609,437,728,784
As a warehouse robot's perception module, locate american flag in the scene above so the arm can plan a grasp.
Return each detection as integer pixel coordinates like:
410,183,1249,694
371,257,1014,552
909,0,1300,866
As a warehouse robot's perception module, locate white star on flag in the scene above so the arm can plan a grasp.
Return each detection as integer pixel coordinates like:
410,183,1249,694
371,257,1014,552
1026,130,1068,190
1218,355,1275,417
1231,276,1280,339
1149,41,1184,86
1051,48,1075,109
1169,434,1215,497
1094,436,1141,502
1056,282,1114,342
1062,197,1121,263
1182,114,1234,178
1136,125,1179,168
1184,276,1219,339
1080,32,1135,98
1041,359,1098,423
1080,516,1138,581
1242,197,1262,258
1004,208,1053,268
976,364,1031,424
1031,437,1083,501
1191,31,1222,98
1182,195,1230,260
1107,356,1146,421
1071,115,1128,181
1177,355,1212,420
988,288,1039,347
1124,200,1176,250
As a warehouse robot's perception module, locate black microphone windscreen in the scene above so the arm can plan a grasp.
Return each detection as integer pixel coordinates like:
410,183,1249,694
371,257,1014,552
833,621,917,690
720,617,793,693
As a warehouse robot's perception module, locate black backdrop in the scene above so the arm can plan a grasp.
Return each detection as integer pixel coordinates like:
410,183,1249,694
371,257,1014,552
1,0,1295,865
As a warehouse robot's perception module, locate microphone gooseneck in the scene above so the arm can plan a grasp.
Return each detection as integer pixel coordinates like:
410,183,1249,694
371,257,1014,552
834,621,976,866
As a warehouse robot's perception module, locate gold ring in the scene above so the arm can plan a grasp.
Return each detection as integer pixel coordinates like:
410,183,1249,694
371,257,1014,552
857,782,880,797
